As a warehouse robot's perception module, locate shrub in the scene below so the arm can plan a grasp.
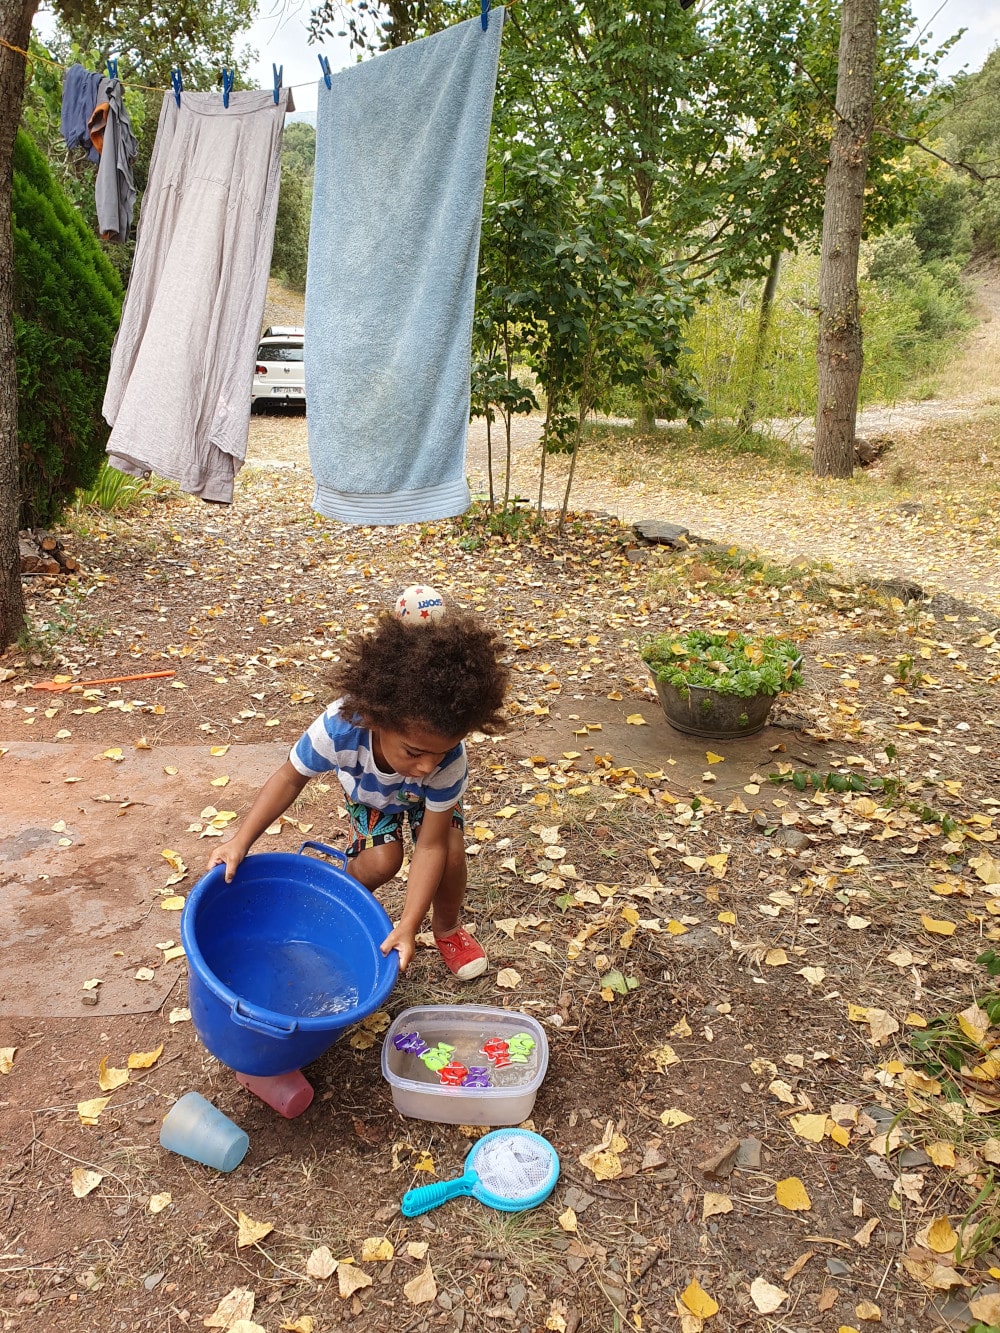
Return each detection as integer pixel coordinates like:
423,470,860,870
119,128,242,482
642,629,803,699
12,129,123,526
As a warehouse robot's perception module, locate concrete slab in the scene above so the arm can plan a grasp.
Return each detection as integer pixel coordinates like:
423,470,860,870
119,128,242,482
523,696,830,801
0,741,287,1018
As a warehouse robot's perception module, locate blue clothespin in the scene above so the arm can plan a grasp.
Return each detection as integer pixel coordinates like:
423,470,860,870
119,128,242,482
222,67,235,109
272,63,283,105
107,57,118,80
481,0,489,30
170,68,183,108
318,53,332,90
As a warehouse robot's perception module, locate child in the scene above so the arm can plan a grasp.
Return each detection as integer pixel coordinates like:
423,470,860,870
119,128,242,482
206,606,509,980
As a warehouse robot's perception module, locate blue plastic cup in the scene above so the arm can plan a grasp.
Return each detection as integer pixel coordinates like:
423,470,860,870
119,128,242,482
159,1092,249,1172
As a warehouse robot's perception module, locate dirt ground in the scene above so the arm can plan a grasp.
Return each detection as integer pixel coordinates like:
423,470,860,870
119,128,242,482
2,286,1000,1333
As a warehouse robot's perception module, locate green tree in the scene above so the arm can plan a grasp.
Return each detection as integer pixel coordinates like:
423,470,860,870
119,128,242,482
281,121,316,182
13,127,122,524
933,49,1000,255
0,0,264,647
271,161,309,290
49,0,259,89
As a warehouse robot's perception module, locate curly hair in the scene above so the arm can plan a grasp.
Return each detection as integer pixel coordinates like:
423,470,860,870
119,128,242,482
329,611,510,738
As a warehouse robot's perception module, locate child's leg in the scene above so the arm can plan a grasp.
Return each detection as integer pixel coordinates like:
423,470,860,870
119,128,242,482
428,825,469,938
411,813,486,980
344,798,404,891
348,839,404,892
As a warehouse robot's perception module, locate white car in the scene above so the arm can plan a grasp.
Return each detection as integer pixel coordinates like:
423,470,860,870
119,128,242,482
251,334,305,411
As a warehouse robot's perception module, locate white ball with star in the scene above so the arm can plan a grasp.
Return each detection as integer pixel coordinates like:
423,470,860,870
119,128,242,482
395,584,446,622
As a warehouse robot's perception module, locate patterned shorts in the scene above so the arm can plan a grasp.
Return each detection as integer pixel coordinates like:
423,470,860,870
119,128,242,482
344,797,464,859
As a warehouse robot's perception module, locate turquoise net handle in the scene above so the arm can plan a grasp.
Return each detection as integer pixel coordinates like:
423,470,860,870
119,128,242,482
401,1170,479,1217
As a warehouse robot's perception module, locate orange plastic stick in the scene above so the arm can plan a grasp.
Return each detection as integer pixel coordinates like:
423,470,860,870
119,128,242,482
29,669,176,693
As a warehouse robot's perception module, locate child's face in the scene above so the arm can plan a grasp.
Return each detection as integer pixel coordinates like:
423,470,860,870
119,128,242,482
374,722,464,780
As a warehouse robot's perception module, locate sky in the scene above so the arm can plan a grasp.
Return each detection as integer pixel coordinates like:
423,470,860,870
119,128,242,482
239,0,1000,125
32,0,1000,124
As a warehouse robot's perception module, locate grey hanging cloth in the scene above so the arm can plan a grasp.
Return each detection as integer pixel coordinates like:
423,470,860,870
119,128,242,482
87,77,138,243
103,90,292,502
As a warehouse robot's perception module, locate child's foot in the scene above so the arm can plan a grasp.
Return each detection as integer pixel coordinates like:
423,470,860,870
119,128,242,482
435,927,487,981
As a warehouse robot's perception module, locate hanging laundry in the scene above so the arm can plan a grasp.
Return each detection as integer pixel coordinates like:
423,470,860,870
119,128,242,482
305,10,504,525
88,77,137,243
60,63,103,163
103,89,293,502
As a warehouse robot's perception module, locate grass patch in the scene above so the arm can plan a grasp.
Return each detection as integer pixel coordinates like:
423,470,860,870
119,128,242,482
645,543,835,609
580,420,810,476
75,460,171,513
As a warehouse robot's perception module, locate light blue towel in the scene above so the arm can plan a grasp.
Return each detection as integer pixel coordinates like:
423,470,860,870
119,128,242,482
305,11,504,525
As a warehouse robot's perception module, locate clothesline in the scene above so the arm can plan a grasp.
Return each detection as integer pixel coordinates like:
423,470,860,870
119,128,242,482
0,37,328,96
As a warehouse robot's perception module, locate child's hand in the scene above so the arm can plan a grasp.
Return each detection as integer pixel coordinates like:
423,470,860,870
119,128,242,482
206,841,247,883
381,924,416,971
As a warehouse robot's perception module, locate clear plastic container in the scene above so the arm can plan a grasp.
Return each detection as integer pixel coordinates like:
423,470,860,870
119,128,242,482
159,1091,249,1172
381,1005,548,1126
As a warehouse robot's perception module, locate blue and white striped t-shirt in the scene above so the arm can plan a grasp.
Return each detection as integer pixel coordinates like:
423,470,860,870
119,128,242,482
289,698,467,814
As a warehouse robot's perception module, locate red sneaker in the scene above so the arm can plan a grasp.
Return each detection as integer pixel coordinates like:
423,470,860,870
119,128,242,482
435,927,487,981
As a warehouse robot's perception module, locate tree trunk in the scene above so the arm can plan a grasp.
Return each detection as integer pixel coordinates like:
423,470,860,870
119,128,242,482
0,0,38,651
739,250,782,434
813,0,878,479
484,409,495,509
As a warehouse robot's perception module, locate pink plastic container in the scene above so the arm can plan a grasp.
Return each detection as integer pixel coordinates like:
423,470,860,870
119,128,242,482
235,1069,314,1118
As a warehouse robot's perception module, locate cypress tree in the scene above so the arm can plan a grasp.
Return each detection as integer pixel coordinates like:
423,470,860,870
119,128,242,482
12,128,123,525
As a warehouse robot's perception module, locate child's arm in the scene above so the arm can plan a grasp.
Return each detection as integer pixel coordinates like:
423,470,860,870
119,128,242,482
380,806,454,969
206,760,311,882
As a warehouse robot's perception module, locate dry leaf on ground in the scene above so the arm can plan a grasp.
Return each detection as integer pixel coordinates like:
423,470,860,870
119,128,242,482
305,1246,336,1280
750,1278,787,1314
337,1263,372,1299
403,1260,437,1305
70,1168,103,1198
360,1237,394,1262
203,1287,255,1327
236,1212,273,1248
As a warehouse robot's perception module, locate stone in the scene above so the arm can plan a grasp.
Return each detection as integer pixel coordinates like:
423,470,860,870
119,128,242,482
632,519,693,548
698,1137,741,1180
735,1137,763,1171
774,827,812,853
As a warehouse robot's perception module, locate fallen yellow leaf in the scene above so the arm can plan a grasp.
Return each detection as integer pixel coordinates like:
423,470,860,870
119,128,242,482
77,1096,111,1125
97,1056,129,1093
127,1044,164,1070
0,1047,15,1074
775,1177,811,1211
924,1217,959,1254
925,1141,956,1168
360,1237,394,1262
680,1278,718,1320
790,1113,828,1143
855,1300,881,1322
921,914,957,937
236,1212,273,1248
660,1108,694,1129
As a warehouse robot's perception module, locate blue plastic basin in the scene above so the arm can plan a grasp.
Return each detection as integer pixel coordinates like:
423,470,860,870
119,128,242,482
181,841,399,1076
